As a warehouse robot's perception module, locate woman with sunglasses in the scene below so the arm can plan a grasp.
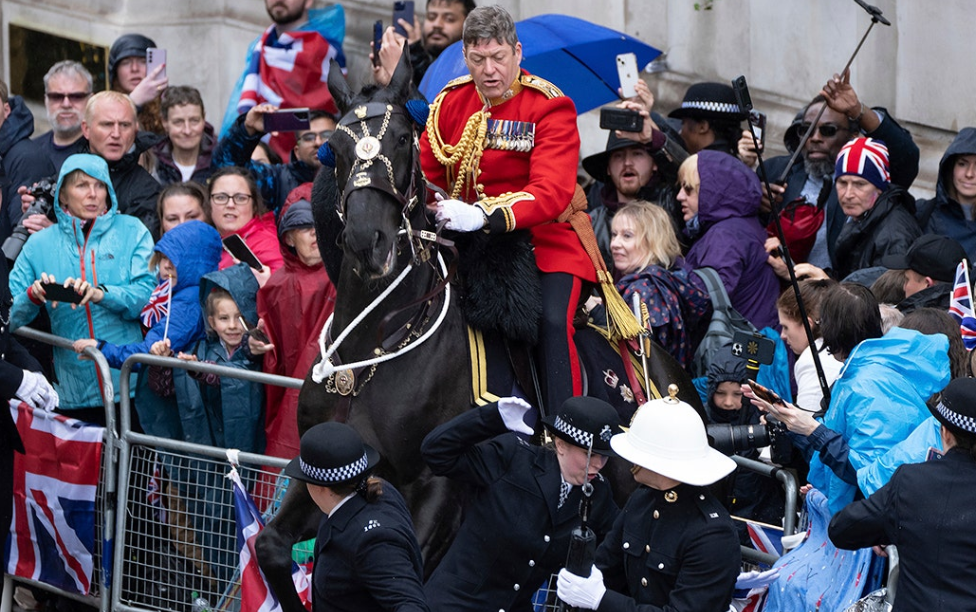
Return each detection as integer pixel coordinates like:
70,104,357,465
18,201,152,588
206,166,283,281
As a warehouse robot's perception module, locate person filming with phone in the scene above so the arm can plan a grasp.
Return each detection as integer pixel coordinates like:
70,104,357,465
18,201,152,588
7,154,155,427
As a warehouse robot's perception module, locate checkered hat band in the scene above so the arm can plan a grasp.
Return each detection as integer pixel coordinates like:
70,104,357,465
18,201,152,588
681,100,741,114
936,399,976,434
554,415,594,448
301,452,368,483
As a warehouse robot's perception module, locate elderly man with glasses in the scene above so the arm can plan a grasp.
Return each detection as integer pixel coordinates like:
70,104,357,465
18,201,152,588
762,68,920,279
35,61,92,172
213,105,336,217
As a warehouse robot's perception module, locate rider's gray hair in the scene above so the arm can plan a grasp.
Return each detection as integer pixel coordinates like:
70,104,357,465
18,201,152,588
462,5,519,49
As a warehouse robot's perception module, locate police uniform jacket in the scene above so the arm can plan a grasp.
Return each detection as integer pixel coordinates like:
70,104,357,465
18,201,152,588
595,484,740,612
420,71,596,283
312,481,429,612
421,403,618,612
829,447,976,612
1,253,38,451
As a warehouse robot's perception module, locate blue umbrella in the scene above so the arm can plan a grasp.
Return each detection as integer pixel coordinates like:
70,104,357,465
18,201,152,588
419,14,661,114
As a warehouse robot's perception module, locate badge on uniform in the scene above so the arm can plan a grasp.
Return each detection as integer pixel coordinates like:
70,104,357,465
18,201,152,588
485,119,535,152
364,519,382,532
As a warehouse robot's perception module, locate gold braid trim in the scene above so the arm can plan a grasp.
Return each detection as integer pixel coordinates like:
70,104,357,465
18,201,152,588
426,86,489,200
559,185,644,342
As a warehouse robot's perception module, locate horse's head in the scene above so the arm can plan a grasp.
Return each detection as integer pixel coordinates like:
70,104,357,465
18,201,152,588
326,53,425,280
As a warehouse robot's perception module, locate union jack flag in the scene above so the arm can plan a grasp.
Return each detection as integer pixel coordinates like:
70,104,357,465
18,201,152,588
5,402,104,595
146,454,168,524
140,277,171,330
836,137,890,183
230,468,312,612
949,260,976,350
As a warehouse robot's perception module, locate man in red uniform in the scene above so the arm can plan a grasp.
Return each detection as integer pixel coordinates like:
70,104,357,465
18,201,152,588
420,4,595,413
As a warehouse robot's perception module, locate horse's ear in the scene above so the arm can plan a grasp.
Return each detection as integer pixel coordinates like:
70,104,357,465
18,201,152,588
327,59,354,114
386,44,413,102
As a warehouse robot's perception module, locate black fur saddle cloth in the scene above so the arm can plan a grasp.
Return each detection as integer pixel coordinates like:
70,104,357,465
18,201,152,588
454,230,541,345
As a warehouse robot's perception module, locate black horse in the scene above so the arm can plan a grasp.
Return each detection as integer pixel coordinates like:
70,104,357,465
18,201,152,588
256,53,700,611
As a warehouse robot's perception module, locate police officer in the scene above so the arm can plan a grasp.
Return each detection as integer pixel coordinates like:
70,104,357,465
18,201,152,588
1,187,59,546
557,390,741,611
285,422,429,612
421,396,620,612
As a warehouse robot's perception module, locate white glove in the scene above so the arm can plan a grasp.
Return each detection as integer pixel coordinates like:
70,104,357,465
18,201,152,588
434,198,486,232
497,396,533,435
16,370,59,412
557,565,606,610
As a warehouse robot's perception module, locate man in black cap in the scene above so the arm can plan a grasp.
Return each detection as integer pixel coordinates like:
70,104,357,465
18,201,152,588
421,395,620,612
829,377,976,612
881,234,967,313
668,81,747,158
284,421,429,612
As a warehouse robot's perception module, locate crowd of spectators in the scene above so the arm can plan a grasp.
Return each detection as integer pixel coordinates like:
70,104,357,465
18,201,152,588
3,0,976,609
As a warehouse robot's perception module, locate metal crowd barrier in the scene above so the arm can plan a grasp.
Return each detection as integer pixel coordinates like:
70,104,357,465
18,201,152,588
112,353,301,612
731,454,800,567
4,326,118,612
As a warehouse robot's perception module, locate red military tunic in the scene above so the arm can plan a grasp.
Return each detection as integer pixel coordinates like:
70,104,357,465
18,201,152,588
420,71,596,283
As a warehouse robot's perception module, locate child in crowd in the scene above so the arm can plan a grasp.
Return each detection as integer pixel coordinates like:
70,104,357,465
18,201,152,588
72,220,223,438
705,344,785,543
171,264,265,455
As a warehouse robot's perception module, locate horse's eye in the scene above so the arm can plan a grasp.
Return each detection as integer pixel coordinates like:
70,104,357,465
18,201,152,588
398,134,409,146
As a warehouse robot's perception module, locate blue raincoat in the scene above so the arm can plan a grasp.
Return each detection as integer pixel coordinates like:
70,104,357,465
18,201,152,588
807,327,949,515
9,154,154,409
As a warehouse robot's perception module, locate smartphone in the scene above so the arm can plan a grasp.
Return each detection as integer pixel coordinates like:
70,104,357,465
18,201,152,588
616,53,639,99
222,234,264,271
238,316,270,344
747,379,784,406
146,47,167,80
372,20,384,66
731,75,752,113
749,110,767,149
599,107,644,133
392,0,415,37
40,282,85,304
262,108,311,133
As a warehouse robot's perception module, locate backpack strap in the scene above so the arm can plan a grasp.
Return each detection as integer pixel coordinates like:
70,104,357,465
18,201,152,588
693,267,733,312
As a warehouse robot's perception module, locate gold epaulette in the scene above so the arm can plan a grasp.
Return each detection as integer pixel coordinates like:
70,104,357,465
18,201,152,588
519,74,564,99
443,74,474,90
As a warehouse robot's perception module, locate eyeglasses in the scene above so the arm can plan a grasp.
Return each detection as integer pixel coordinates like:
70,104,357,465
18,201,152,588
45,92,91,103
298,130,334,144
210,193,253,207
798,122,848,138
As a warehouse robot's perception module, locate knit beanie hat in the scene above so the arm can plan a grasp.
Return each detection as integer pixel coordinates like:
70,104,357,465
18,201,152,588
834,137,890,191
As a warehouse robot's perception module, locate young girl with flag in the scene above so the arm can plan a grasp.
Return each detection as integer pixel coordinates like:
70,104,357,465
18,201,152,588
72,220,223,439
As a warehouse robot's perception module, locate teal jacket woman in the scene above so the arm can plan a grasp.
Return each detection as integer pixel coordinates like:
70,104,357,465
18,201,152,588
9,154,155,409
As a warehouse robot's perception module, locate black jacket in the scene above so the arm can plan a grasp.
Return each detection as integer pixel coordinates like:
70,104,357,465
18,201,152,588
212,114,317,215
915,127,976,262
100,132,163,239
1,254,40,451
829,447,976,612
595,484,740,612
762,108,920,271
312,482,429,612
0,96,56,244
832,185,921,280
421,403,619,612
896,282,951,314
